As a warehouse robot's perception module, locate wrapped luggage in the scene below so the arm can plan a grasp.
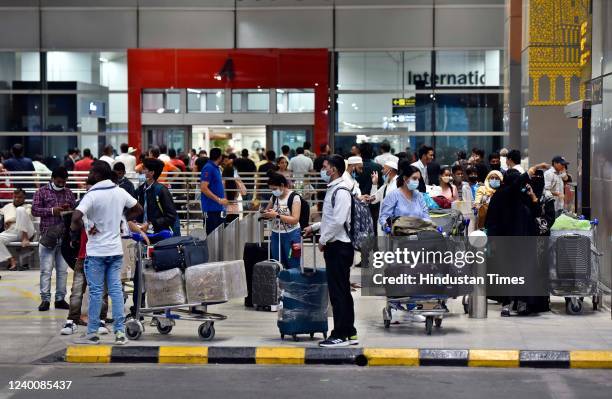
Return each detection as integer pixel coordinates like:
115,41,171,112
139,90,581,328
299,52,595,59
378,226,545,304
143,267,187,307
185,260,248,303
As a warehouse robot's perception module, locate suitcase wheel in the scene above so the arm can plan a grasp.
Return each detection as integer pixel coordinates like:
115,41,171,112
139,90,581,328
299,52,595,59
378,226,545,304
292,334,298,342
309,333,314,340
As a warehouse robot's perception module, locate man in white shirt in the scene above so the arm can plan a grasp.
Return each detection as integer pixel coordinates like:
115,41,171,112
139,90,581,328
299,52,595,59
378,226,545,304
506,149,525,174
114,143,137,174
305,154,356,348
544,155,569,213
342,156,363,195
99,145,115,166
288,147,313,178
499,148,509,171
411,145,434,185
71,161,142,345
374,142,395,167
0,188,35,270
158,144,171,163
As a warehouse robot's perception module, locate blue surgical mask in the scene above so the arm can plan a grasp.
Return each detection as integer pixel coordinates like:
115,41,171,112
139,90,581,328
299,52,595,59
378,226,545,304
382,174,388,184
320,169,331,183
407,180,419,191
489,179,501,189
351,171,357,180
272,189,282,197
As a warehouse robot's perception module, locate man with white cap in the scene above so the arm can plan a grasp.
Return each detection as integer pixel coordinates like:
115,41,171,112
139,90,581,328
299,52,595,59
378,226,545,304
367,157,399,235
343,156,364,196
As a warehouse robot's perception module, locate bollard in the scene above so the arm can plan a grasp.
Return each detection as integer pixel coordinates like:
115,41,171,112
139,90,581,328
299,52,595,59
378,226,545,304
468,261,488,318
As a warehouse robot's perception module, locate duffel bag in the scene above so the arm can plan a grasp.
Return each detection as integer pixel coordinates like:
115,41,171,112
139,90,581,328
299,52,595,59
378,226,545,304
152,236,208,272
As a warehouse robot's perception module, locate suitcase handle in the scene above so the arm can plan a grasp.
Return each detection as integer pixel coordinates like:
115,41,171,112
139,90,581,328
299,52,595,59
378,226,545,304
299,234,318,274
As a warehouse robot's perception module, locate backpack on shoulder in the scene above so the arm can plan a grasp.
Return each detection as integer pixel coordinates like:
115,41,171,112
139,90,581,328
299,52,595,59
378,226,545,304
331,187,374,250
273,192,310,229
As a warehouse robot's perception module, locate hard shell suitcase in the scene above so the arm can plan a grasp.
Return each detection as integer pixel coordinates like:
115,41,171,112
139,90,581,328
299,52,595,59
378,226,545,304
277,235,328,341
243,219,270,307
252,219,282,311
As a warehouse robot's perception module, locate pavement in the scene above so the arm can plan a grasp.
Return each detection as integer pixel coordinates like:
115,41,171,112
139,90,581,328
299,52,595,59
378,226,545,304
1,364,612,399
1,267,612,368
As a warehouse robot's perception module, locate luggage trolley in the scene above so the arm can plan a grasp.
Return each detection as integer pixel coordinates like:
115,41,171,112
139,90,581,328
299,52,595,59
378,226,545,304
124,231,227,341
549,218,604,315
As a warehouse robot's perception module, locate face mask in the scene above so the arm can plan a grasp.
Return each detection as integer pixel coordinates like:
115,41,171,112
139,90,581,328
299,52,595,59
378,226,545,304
454,175,463,184
320,169,331,183
468,175,478,183
489,179,501,189
407,180,419,191
351,171,357,180
559,172,567,178
272,189,282,197
441,176,452,184
51,182,64,191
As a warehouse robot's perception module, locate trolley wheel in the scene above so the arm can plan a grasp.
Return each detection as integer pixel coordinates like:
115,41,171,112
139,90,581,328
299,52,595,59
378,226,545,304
198,322,215,341
310,333,315,339
435,318,442,328
156,322,173,335
126,319,144,340
384,319,391,329
292,334,298,342
425,317,434,335
565,298,583,315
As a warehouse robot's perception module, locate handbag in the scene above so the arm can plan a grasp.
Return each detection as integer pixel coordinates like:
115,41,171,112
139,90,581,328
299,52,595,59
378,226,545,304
151,236,208,272
39,223,65,249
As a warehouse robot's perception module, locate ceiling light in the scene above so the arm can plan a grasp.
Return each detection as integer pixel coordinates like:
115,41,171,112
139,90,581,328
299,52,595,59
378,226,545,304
277,89,285,94
187,88,201,94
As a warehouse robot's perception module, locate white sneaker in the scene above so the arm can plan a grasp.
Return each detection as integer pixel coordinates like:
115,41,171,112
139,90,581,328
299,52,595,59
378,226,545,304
98,321,110,335
60,320,77,335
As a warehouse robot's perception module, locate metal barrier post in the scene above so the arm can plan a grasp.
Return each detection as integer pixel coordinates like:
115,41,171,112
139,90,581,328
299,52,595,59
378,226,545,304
469,261,488,318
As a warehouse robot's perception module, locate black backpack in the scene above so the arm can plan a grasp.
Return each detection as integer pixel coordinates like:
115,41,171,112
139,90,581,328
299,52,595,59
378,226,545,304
273,192,310,229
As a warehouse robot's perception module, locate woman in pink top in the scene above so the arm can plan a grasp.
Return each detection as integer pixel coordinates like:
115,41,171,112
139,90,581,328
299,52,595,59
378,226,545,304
438,167,458,201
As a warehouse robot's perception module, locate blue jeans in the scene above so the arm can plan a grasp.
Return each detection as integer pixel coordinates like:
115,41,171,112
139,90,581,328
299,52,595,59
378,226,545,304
84,255,125,335
39,243,68,301
270,228,301,269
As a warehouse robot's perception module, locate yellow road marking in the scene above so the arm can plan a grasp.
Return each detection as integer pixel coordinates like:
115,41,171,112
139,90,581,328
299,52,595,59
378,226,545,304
65,345,112,363
159,346,208,364
570,351,612,368
4,286,39,301
468,350,520,368
255,347,305,365
363,348,419,366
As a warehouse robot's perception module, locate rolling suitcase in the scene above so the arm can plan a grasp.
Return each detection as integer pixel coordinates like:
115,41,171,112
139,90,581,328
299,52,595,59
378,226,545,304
252,220,282,311
243,220,269,307
277,235,328,341
151,236,208,272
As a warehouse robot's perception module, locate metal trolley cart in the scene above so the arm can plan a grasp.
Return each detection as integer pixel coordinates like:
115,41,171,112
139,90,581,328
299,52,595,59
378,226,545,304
125,234,227,341
549,218,604,315
383,295,449,335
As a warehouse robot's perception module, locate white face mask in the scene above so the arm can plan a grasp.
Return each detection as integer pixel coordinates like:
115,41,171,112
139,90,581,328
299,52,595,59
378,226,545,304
50,182,64,191
559,171,567,178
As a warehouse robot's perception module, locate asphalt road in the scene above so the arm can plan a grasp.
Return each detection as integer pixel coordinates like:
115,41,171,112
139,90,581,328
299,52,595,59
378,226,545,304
0,364,611,399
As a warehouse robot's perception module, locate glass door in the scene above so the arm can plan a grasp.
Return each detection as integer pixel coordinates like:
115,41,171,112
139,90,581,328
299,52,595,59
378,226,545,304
267,126,313,157
144,126,189,153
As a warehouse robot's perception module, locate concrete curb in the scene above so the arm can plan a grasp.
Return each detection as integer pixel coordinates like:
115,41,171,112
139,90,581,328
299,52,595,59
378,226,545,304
60,346,612,369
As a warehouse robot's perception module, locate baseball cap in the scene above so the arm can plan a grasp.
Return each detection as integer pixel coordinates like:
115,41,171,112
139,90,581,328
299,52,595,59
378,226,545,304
551,156,569,166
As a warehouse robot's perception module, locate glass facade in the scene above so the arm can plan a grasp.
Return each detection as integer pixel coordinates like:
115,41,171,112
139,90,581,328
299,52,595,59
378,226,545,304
335,50,504,165
0,51,127,164
187,89,225,113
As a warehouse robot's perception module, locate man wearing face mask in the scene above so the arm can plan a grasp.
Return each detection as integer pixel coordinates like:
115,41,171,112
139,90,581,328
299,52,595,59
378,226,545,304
544,156,569,214
304,155,356,348
451,165,473,202
488,152,502,172
343,156,364,196
32,166,76,311
465,166,482,202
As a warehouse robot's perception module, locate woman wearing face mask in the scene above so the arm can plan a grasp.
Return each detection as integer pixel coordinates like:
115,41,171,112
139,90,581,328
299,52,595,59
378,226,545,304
437,167,457,201
261,173,302,269
465,166,482,201
379,165,430,232
475,170,503,229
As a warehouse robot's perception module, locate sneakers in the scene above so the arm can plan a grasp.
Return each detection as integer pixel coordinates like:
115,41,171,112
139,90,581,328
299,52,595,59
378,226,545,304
54,300,70,310
348,335,359,345
114,331,128,345
60,320,78,335
74,333,100,345
98,320,110,335
319,337,350,348
38,301,50,311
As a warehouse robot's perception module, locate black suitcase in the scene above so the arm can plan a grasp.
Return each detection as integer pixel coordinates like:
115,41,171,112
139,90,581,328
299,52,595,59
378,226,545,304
151,236,208,272
243,242,269,307
252,221,283,311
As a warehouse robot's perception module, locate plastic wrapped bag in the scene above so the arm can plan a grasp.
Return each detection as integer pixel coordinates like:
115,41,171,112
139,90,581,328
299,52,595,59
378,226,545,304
143,267,186,307
185,260,247,303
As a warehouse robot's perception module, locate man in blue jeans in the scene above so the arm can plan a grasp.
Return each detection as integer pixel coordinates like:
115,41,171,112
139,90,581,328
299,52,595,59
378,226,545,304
200,148,228,235
71,161,142,345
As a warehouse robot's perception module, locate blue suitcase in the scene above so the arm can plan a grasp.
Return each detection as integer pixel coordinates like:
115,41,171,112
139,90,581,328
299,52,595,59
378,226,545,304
277,236,328,341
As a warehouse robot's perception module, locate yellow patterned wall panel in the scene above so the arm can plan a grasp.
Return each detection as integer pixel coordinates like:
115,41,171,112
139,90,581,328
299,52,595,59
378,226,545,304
528,0,590,105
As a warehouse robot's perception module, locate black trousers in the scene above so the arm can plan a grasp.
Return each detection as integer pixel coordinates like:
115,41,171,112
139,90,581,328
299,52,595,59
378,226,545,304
205,211,225,235
323,241,357,339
